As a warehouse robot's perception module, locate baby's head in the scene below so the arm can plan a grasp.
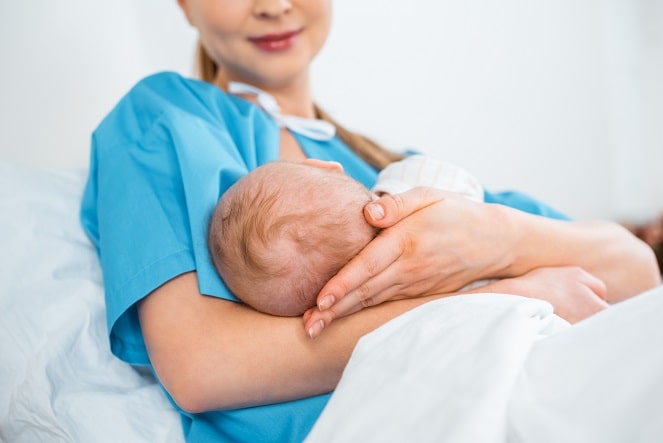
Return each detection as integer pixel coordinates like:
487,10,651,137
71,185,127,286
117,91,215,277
208,161,378,316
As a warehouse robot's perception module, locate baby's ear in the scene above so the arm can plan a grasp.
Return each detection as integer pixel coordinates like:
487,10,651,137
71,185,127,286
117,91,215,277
302,158,344,172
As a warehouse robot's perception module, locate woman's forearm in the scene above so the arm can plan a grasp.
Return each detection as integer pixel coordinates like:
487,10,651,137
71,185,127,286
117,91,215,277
500,205,661,302
138,272,437,413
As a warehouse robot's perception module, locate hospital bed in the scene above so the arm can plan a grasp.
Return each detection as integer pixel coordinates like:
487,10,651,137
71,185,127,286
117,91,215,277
1,158,662,443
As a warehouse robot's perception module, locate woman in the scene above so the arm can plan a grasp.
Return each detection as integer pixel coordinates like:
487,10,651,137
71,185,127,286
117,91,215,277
80,0,660,441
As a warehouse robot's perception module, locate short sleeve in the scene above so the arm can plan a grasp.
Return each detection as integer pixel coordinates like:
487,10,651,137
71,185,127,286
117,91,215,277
80,72,280,364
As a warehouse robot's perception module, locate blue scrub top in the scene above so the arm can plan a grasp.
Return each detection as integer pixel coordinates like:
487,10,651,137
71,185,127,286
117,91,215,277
80,71,568,443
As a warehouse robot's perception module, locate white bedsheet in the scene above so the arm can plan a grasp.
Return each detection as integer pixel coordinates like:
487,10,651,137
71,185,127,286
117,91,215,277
306,287,663,443
0,162,183,443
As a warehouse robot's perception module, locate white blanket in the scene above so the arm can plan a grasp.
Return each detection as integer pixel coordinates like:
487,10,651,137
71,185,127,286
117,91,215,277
306,287,663,443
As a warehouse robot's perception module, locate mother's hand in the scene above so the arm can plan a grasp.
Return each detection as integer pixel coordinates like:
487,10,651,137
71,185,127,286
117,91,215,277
496,266,608,323
303,187,515,338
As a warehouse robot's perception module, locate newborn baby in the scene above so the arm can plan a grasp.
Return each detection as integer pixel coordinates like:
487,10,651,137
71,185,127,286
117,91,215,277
208,156,484,316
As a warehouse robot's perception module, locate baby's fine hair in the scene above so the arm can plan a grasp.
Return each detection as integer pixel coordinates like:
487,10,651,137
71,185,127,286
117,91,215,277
208,162,378,316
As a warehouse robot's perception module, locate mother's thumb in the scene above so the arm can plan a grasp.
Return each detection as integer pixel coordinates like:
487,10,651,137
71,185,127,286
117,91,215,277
364,187,445,228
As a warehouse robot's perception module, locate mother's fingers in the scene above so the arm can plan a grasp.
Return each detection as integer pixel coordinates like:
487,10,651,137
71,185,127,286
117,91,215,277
304,298,363,339
305,272,410,339
581,269,608,301
364,186,448,228
305,231,408,339
559,266,608,301
578,268,608,301
314,229,403,312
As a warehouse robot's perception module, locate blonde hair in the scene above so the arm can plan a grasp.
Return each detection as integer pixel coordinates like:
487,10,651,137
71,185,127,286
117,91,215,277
208,162,379,316
196,42,404,170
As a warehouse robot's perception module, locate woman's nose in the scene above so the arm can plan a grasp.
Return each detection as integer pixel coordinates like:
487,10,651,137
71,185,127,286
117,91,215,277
252,0,293,19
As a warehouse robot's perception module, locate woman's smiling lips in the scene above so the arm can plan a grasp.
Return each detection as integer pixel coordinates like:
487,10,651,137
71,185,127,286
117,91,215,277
248,29,302,52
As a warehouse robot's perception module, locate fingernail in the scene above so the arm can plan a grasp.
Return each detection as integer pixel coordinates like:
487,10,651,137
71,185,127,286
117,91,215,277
308,320,325,339
366,202,385,221
318,294,335,310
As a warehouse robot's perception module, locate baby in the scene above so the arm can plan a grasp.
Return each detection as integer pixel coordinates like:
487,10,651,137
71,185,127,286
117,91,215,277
208,155,484,316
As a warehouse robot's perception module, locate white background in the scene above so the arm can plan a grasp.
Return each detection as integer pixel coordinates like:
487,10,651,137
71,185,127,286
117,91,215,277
1,0,661,222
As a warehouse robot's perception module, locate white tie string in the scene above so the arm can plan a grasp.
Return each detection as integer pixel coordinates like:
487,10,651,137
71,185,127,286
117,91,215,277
228,82,336,141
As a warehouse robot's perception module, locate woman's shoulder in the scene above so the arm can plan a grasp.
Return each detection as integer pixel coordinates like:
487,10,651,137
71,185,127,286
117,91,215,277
131,71,215,100
117,71,234,120
93,71,251,147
